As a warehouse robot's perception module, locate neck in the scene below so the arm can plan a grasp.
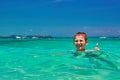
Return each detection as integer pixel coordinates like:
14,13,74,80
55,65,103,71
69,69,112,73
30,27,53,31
77,48,85,51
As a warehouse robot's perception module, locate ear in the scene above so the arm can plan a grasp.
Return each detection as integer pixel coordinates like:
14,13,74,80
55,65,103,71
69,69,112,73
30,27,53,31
86,40,88,43
85,40,88,45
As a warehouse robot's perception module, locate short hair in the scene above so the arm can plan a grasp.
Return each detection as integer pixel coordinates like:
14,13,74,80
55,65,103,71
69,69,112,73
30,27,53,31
74,32,88,41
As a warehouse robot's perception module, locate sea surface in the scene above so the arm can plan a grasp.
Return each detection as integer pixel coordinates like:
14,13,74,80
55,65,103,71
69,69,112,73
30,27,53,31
0,38,120,80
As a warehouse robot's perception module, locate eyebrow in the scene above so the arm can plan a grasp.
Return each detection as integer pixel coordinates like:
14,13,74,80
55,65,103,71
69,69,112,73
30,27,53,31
74,40,83,42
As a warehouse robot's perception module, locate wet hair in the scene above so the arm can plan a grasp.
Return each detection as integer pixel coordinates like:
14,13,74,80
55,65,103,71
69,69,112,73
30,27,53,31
74,32,88,42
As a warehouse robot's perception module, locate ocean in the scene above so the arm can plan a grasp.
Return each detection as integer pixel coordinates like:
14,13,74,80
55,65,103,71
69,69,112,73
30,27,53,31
0,38,120,80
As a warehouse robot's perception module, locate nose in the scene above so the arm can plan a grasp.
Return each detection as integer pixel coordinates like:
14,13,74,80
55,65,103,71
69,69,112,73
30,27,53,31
77,41,81,44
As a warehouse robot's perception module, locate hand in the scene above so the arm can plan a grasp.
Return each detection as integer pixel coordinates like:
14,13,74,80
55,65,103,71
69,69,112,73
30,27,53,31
94,43,100,51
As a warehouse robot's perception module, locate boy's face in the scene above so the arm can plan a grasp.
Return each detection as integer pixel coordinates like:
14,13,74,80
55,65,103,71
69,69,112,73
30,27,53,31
74,34,87,51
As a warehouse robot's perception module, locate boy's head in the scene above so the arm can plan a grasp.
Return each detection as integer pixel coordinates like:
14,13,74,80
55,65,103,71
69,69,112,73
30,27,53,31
74,32,88,51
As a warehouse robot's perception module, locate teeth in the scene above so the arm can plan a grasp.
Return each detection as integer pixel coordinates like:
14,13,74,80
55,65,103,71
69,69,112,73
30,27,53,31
80,44,82,47
78,44,82,47
79,44,82,49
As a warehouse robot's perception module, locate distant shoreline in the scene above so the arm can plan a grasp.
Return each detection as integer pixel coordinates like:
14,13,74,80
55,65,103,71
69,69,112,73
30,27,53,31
0,35,53,39
0,35,120,39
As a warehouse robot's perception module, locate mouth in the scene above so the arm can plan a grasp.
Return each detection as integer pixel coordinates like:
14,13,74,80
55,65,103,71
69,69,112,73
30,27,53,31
78,44,82,48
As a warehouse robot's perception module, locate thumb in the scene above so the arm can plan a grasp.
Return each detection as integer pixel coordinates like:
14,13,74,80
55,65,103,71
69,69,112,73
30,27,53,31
96,43,98,47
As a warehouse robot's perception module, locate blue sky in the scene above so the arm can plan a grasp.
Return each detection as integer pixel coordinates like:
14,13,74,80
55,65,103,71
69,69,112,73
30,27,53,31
0,0,120,37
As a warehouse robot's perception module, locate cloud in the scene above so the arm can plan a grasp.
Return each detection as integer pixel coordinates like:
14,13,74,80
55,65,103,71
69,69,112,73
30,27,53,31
53,0,74,3
38,0,73,7
54,0,63,3
38,0,63,7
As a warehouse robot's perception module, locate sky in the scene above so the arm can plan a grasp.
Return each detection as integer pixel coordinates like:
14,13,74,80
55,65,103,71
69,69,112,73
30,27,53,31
0,0,120,37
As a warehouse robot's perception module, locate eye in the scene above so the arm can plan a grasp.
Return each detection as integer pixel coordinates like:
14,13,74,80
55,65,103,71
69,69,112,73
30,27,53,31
74,40,78,42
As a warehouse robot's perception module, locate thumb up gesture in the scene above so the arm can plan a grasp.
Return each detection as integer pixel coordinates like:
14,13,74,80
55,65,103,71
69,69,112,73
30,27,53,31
94,43,100,51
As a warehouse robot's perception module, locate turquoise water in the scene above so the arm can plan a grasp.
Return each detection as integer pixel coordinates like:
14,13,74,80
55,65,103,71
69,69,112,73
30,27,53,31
0,38,120,80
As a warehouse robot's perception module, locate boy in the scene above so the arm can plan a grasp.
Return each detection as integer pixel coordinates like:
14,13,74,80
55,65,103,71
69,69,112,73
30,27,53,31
74,32,100,52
